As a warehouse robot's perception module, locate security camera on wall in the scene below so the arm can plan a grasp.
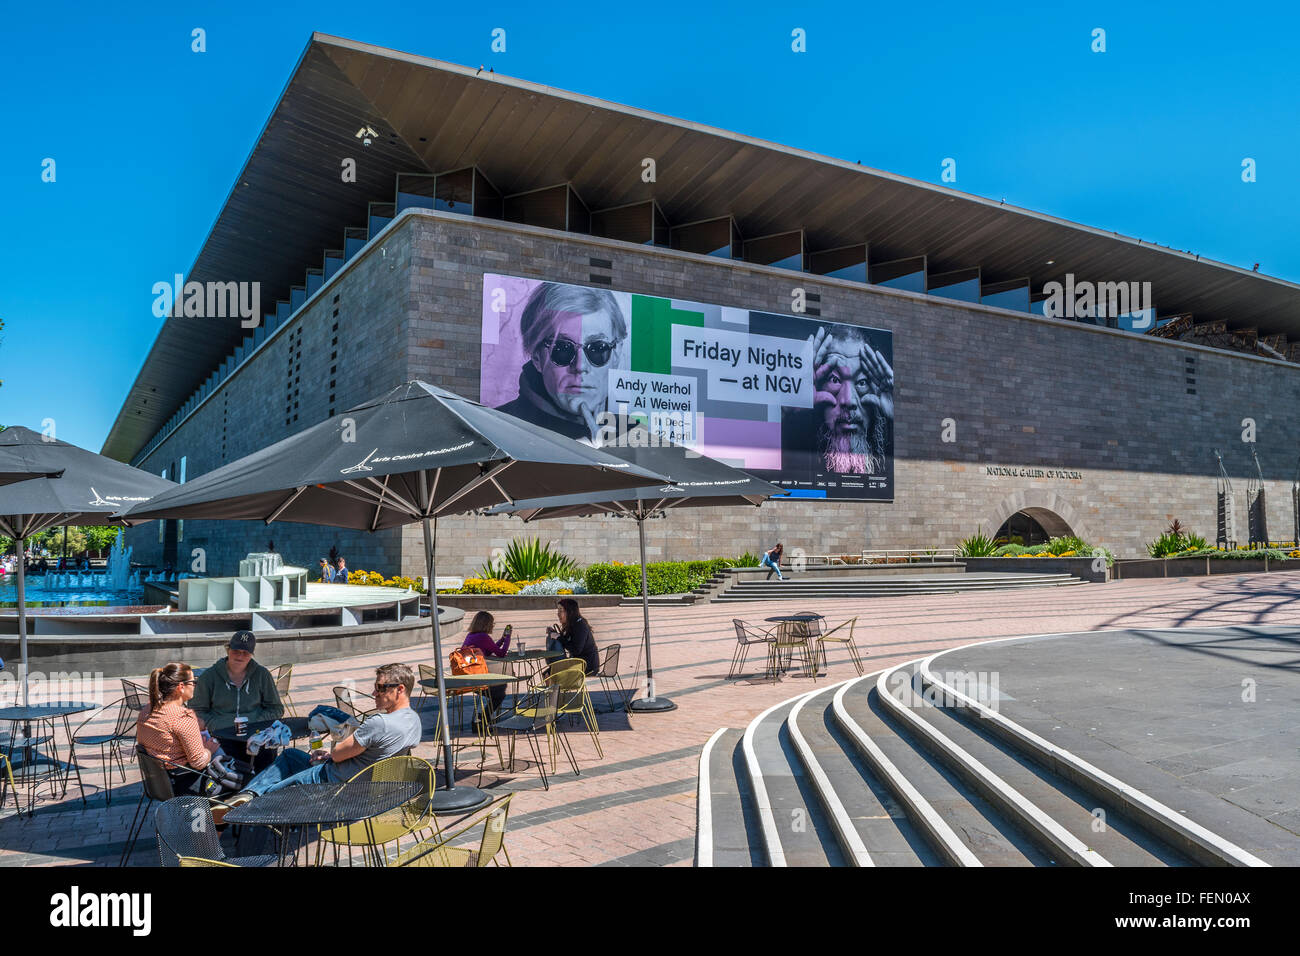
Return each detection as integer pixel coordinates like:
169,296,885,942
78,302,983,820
355,125,378,146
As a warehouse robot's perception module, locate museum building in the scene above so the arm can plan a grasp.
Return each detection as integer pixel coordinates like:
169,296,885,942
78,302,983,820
106,34,1300,575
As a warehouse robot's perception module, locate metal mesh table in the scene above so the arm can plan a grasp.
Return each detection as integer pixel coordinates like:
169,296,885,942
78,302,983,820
0,702,95,813
223,780,422,866
498,648,564,681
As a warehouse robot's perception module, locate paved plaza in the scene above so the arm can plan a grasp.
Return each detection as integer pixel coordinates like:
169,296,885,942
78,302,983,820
3,571,1300,867
939,625,1300,858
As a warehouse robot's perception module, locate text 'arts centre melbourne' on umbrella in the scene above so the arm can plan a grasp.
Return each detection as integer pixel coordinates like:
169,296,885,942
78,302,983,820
487,428,787,713
119,381,673,811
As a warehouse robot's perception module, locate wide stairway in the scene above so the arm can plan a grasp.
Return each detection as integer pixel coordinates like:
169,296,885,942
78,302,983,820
711,571,1084,603
695,657,1268,867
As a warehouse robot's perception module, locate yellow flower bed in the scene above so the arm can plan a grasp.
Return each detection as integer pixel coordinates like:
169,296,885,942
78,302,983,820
342,569,424,592
459,577,521,595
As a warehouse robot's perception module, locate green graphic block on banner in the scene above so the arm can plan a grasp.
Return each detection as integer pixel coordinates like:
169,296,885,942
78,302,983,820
631,295,704,374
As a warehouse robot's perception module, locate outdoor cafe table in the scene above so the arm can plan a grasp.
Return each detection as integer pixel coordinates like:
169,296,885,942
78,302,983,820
763,614,825,677
418,674,516,771
211,715,311,748
222,780,422,867
0,702,94,811
497,647,564,679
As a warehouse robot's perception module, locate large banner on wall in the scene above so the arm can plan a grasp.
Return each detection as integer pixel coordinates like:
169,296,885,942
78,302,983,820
479,274,894,500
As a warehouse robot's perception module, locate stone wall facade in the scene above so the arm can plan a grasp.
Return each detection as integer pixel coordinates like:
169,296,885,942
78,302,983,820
127,209,1300,577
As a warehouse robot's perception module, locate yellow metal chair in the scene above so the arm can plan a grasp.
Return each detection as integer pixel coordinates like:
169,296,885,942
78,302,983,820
815,617,863,675
314,755,436,866
0,751,19,818
332,685,379,721
178,857,240,867
549,664,602,759
273,664,297,717
769,620,816,681
391,794,514,867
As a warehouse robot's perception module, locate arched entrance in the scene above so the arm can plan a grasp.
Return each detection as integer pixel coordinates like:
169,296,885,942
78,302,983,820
994,508,1073,546
987,491,1086,546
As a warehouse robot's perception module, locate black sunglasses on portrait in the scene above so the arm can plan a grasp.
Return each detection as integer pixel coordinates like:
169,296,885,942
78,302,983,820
374,682,402,692
544,337,618,369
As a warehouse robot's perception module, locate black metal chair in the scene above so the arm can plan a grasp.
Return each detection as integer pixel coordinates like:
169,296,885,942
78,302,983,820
487,683,575,791
121,679,148,711
730,619,776,679
69,697,136,806
154,796,277,868
590,643,632,712
120,747,233,866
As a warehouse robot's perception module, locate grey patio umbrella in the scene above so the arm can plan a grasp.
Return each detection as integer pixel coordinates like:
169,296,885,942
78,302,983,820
120,381,671,810
0,453,62,487
0,427,178,704
487,430,785,712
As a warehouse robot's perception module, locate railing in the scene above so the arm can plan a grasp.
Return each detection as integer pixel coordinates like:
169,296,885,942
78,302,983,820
796,548,961,566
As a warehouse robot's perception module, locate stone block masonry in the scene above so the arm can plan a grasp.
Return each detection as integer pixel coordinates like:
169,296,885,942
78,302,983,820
127,209,1300,578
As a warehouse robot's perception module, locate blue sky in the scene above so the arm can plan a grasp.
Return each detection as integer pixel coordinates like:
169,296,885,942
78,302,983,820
2,0,1297,451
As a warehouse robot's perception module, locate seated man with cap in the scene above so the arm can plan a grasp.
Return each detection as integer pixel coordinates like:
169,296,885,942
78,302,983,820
190,630,285,771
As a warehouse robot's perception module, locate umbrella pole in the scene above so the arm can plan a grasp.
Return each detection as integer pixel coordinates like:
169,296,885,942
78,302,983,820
16,536,28,707
422,515,489,813
628,515,676,713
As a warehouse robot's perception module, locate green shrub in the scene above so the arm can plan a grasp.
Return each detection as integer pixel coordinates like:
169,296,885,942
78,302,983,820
1147,531,1187,557
583,562,639,596
958,528,998,557
1183,533,1208,551
1213,547,1286,560
478,538,579,582
1045,535,1089,556
477,556,508,580
583,558,725,596
992,544,1026,556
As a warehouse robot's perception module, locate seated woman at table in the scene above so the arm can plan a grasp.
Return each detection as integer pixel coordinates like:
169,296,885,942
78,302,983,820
546,598,600,675
227,663,422,804
461,611,512,717
136,662,220,796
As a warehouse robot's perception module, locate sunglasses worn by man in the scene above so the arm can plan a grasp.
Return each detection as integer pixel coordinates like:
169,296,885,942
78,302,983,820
543,336,618,369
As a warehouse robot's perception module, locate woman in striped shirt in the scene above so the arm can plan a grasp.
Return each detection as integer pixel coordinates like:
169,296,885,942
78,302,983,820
136,662,219,795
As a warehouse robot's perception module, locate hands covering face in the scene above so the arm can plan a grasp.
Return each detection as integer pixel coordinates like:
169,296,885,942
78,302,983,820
808,327,893,421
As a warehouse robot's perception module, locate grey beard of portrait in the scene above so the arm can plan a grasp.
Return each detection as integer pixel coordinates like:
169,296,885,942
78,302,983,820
818,410,887,475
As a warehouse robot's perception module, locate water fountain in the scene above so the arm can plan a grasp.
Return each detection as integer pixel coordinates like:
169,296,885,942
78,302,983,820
36,528,143,592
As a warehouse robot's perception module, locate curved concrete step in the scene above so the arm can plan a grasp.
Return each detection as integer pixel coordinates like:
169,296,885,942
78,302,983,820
742,693,848,866
789,681,941,866
898,665,1193,866
833,675,1053,866
696,728,765,866
877,661,1111,866
715,577,1084,601
722,572,1076,587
